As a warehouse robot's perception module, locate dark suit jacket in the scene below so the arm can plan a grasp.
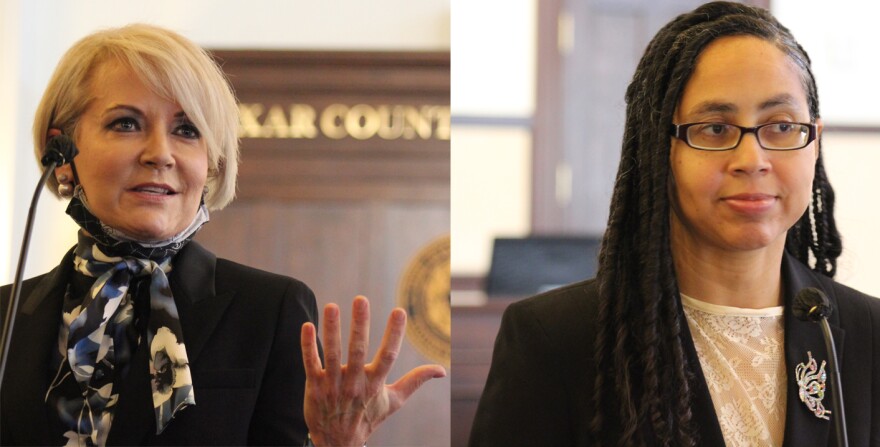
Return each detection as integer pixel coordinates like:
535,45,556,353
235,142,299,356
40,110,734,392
1,241,319,446
469,253,880,446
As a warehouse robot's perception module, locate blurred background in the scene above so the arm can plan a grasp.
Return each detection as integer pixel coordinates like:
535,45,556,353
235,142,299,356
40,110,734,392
450,0,880,444
4,0,880,445
0,1,449,446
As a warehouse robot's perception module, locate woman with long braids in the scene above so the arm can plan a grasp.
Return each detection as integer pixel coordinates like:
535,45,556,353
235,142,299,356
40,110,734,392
469,2,879,446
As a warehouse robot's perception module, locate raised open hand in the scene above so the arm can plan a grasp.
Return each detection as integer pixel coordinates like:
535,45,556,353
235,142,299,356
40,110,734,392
300,296,446,447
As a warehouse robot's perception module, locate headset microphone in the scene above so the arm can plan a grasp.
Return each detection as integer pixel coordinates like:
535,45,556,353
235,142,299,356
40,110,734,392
1,135,80,393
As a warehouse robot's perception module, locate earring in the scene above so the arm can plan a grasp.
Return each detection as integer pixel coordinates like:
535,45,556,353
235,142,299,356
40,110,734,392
58,182,74,199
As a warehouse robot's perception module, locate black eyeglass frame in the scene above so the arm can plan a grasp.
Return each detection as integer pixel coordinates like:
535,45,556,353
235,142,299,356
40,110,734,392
669,122,818,151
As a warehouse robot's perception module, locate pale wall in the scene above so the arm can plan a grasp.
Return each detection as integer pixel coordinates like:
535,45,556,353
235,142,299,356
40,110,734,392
822,133,880,297
774,0,880,126
450,0,535,118
450,0,536,276
451,127,532,274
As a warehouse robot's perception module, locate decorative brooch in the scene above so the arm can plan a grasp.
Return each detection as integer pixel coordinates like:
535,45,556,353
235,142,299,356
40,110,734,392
795,351,830,420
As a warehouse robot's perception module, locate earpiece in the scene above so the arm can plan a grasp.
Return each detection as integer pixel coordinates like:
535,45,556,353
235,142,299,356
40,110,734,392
42,134,79,167
46,133,81,198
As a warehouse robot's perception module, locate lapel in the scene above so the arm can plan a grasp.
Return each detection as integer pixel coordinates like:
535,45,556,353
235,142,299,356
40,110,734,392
2,249,74,445
676,294,727,446
167,241,236,365
780,253,844,447
107,241,236,445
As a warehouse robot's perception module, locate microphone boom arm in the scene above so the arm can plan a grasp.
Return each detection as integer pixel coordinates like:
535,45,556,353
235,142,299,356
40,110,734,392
819,317,848,447
0,161,60,393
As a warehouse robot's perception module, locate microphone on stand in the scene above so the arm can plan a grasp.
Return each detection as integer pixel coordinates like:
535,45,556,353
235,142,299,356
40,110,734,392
0,135,78,393
792,287,848,447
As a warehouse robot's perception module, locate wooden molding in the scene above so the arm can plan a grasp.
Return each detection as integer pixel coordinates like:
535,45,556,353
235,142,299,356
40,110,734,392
210,50,450,203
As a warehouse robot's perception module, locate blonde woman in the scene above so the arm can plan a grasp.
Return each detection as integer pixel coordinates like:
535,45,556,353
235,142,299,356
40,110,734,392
1,24,443,446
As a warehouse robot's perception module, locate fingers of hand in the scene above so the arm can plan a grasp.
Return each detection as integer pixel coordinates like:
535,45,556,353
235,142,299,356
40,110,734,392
386,364,447,412
300,322,323,377
343,296,370,396
369,308,407,382
346,296,370,371
322,303,343,376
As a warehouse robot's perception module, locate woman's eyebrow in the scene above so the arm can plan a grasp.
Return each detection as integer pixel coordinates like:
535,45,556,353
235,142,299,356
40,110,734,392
688,100,737,116
686,94,802,117
758,93,799,110
101,106,192,122
102,104,144,117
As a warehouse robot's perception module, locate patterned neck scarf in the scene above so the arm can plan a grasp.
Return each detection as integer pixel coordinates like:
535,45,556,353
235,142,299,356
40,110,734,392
47,187,208,446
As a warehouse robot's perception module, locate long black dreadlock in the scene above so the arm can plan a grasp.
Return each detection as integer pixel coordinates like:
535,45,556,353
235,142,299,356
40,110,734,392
590,2,841,445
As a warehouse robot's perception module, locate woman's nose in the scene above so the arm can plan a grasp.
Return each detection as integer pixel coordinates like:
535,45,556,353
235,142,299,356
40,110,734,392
728,132,771,175
140,131,175,169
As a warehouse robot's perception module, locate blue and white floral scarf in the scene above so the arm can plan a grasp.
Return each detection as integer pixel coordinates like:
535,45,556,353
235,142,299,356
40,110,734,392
46,187,208,446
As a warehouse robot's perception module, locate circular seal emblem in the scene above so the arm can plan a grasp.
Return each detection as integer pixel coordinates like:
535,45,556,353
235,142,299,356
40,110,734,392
397,235,450,368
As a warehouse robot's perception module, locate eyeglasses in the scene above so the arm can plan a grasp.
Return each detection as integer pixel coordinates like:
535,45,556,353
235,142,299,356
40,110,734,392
670,122,818,151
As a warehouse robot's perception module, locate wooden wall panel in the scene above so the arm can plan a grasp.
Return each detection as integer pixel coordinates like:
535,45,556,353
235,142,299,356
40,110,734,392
214,50,449,204
236,147,449,202
196,50,450,446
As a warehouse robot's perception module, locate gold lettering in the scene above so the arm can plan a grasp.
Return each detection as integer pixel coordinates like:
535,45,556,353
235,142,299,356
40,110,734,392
289,104,318,138
263,105,290,138
377,105,405,140
320,104,348,139
403,106,432,140
345,104,381,140
242,102,448,140
239,103,265,138
431,106,450,140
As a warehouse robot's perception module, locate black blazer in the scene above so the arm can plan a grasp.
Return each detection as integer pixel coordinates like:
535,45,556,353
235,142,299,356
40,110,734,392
1,241,319,445
469,253,880,446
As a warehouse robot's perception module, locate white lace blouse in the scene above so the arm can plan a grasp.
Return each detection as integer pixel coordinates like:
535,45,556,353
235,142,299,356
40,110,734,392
681,294,786,447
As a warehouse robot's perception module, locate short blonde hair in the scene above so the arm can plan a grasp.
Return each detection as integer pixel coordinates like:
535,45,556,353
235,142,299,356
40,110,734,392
33,23,239,210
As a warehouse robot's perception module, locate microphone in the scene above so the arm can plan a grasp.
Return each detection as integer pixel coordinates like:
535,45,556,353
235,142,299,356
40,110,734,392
792,287,833,321
793,287,848,447
1,135,79,393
